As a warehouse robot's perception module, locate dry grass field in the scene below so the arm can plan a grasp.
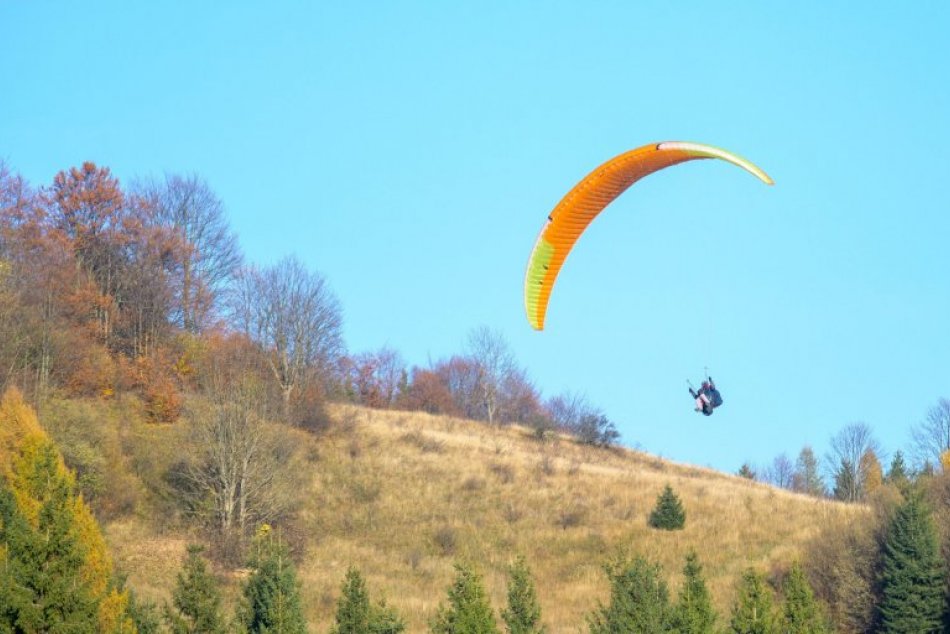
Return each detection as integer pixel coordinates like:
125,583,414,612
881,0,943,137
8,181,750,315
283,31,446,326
97,402,864,632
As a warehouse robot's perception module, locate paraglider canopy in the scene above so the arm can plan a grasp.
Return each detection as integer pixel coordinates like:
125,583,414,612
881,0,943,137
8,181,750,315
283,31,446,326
524,141,773,331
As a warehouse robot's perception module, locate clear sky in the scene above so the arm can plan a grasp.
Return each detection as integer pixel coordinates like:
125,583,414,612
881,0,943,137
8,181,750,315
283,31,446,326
2,2,948,474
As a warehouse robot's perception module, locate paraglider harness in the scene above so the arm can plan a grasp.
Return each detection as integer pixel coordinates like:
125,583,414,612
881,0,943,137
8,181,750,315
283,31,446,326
688,375,722,416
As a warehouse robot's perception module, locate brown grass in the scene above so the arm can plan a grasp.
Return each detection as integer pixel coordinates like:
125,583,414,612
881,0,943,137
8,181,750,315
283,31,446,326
96,402,864,633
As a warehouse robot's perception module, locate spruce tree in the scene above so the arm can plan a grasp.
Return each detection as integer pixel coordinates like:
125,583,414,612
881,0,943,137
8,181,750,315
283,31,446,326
333,567,371,633
587,555,672,633
878,492,946,633
729,568,777,634
672,550,717,633
241,529,307,634
333,566,405,634
886,451,910,491
648,484,686,530
0,389,134,633
781,562,827,634
165,545,227,634
501,556,544,634
430,562,499,634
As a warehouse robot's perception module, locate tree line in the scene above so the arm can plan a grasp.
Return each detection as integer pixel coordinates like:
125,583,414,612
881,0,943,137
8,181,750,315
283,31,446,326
0,159,617,441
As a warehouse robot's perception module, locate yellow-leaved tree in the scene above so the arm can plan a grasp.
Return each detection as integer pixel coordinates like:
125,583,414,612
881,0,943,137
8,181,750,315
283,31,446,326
0,387,135,632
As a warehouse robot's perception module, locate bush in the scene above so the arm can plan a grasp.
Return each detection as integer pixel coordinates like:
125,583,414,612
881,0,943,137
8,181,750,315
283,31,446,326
649,484,686,530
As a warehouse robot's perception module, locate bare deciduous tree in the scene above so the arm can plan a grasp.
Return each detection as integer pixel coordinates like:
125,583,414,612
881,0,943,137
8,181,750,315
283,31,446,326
764,453,795,489
466,325,516,425
545,391,595,432
826,422,880,502
912,398,950,469
231,256,344,423
185,345,302,560
135,173,242,332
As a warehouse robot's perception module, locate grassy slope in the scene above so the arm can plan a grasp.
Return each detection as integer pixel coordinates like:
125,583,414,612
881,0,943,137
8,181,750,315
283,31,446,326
52,398,862,633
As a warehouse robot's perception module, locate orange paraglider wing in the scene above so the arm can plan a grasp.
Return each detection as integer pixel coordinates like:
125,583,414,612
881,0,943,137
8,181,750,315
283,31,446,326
524,141,773,330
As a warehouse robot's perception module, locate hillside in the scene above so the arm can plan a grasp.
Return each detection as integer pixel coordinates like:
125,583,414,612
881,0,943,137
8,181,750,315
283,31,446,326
47,398,862,632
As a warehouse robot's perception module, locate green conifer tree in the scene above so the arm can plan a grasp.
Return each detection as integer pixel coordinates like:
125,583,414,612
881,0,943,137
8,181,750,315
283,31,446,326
0,390,134,633
332,566,405,634
729,568,777,634
672,550,717,633
781,562,827,634
127,590,163,634
648,484,686,530
333,567,370,633
886,451,910,491
501,556,544,634
0,484,40,630
165,545,227,634
241,529,307,634
0,447,100,632
878,492,946,633
430,562,499,634
587,555,672,633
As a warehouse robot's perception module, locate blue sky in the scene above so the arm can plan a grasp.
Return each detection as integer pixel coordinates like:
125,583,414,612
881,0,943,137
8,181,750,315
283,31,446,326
2,2,949,474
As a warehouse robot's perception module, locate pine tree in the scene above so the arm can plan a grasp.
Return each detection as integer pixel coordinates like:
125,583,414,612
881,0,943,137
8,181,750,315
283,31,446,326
165,544,227,634
781,562,827,634
878,492,946,633
430,562,499,634
332,566,405,634
241,528,308,634
648,484,686,530
672,550,717,633
738,463,757,480
587,555,672,633
886,451,910,491
501,556,544,634
729,568,777,634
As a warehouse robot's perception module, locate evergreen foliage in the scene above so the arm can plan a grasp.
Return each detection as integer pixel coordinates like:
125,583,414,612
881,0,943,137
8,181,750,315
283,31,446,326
886,451,910,491
878,492,946,633
128,591,163,634
333,566,371,633
332,566,405,634
0,389,134,633
729,568,777,634
672,550,717,633
781,562,828,634
241,528,308,634
738,463,756,480
648,484,685,530
501,556,544,634
430,562,499,634
587,555,672,634
832,459,858,502
165,544,227,634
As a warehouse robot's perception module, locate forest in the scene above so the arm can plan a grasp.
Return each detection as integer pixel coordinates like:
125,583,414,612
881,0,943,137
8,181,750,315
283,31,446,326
2,160,950,632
